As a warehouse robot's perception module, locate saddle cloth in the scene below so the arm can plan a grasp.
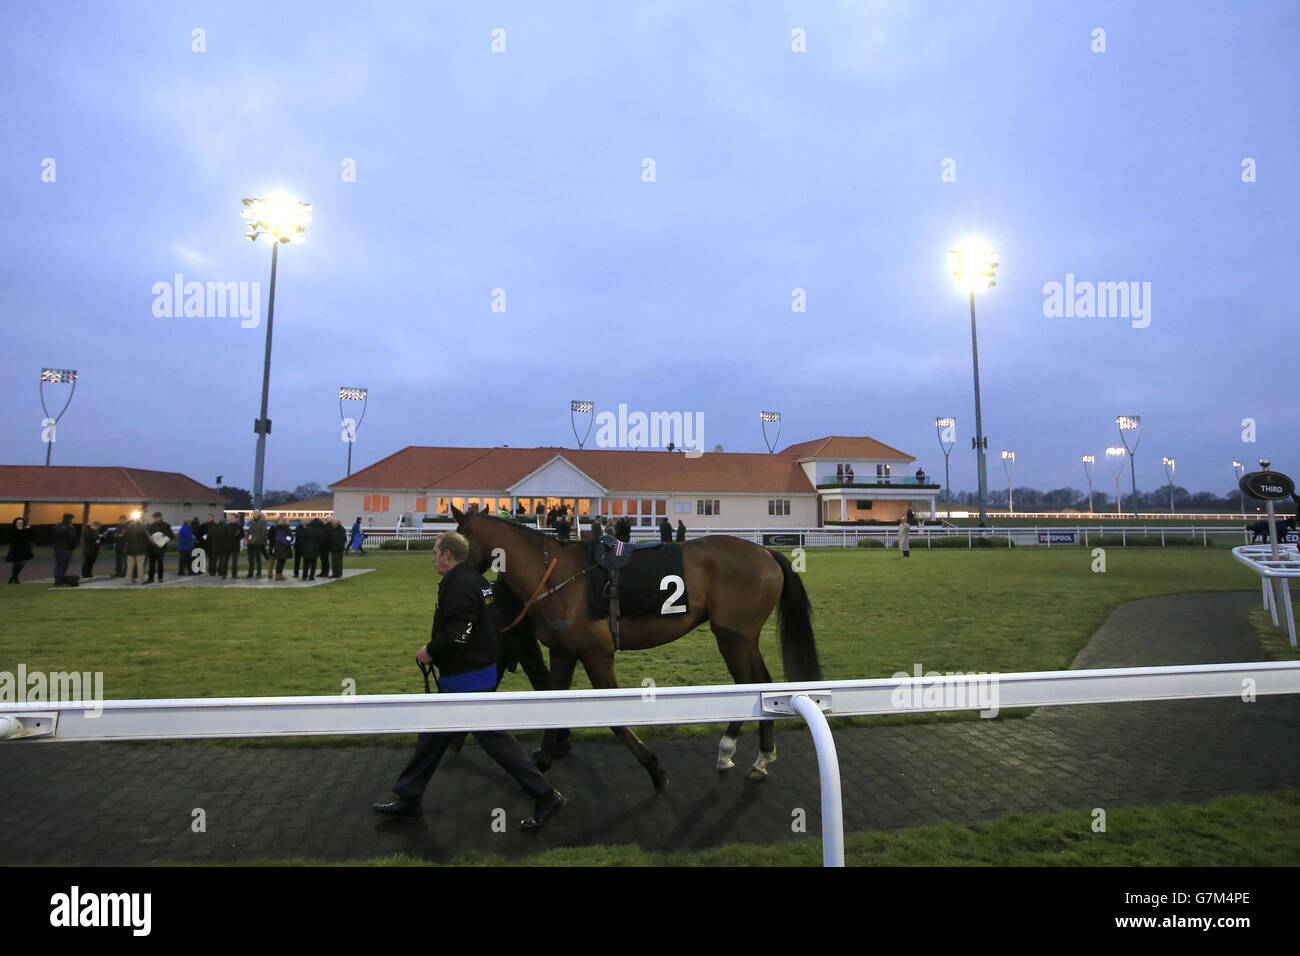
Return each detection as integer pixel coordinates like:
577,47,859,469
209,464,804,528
587,539,689,620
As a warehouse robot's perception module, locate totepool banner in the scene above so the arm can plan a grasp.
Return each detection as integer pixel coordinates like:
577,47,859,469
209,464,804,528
1037,531,1077,544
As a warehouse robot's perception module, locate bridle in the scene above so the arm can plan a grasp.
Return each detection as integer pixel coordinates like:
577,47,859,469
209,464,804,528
464,516,594,633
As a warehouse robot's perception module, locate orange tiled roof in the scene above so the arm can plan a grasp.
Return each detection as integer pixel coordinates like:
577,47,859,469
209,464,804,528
780,436,913,461
0,466,230,503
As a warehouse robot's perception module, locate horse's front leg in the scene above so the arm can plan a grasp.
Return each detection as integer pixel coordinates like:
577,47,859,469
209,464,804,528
579,649,669,793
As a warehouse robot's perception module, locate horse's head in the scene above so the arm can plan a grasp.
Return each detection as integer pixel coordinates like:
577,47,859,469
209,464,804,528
451,504,494,573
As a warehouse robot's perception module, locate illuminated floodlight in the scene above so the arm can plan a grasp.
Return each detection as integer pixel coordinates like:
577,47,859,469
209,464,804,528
948,239,1000,292
241,196,313,244
339,387,368,402
39,367,79,465
571,400,594,448
1081,455,1096,513
1115,415,1142,517
1106,446,1127,512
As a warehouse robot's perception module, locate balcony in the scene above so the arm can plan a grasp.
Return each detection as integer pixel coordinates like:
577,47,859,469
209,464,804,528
816,476,939,490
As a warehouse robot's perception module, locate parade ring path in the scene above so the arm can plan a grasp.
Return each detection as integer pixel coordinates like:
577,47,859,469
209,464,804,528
1,591,1297,865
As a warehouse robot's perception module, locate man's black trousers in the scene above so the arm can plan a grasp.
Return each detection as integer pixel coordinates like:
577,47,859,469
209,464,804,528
392,730,550,802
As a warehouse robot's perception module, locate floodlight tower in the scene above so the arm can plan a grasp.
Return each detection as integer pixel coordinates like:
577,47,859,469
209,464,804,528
1081,454,1095,513
760,411,782,453
936,417,956,518
241,195,313,510
571,401,594,448
1233,461,1245,514
1001,450,1015,513
1162,457,1176,514
1116,415,1142,517
1106,447,1127,514
339,387,368,477
39,367,78,466
948,239,999,527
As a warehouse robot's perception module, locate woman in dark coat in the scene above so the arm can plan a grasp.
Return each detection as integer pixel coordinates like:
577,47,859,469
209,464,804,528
6,517,35,583
272,522,293,580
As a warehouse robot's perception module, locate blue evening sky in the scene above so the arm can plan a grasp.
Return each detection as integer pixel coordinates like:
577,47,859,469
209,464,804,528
2,1,1296,498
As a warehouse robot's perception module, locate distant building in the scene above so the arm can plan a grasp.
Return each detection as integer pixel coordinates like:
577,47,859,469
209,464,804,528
262,494,334,522
0,466,230,527
329,436,939,529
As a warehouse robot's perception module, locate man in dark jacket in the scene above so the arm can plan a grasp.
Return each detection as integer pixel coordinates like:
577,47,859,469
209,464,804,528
327,518,346,578
145,512,174,583
373,531,564,830
676,519,687,542
658,517,672,542
225,514,245,579
207,516,230,578
300,518,322,580
123,515,151,585
614,517,631,543
52,513,78,586
112,514,128,577
80,521,102,579
199,513,217,576
246,511,267,578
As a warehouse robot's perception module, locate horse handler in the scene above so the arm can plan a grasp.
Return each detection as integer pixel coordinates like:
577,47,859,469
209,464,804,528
372,530,566,831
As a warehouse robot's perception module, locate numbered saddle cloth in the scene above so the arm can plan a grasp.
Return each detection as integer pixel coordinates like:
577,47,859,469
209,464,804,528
587,540,689,620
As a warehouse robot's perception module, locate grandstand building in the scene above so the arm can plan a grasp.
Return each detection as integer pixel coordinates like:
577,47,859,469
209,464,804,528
330,436,940,529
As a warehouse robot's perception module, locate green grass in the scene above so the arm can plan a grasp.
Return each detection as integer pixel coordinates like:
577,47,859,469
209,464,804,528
230,790,1300,866
0,548,1263,745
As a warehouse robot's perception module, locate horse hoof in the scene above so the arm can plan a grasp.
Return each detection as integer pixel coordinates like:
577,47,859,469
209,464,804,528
746,768,769,782
652,769,669,793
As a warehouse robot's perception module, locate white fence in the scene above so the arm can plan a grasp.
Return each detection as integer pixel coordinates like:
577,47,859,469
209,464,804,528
5,662,1299,867
357,524,1261,549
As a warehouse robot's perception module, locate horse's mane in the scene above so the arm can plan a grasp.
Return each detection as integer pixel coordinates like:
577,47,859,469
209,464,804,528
469,513,582,548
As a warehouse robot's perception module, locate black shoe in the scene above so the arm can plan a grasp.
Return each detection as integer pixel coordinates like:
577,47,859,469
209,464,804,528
520,789,565,832
372,796,422,818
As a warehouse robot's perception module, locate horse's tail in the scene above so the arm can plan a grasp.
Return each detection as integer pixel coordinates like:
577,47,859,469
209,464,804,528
767,548,822,682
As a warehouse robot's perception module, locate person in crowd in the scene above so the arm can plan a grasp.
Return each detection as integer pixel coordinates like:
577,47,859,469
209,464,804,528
177,519,194,575
554,512,571,543
206,513,230,578
676,519,687,542
906,507,917,526
226,513,245,579
124,514,151,585
659,517,673,543
898,515,911,559
199,513,217,575
146,512,174,583
299,517,322,580
110,514,128,577
80,520,103,579
52,513,78,586
614,517,631,543
246,510,267,579
327,518,347,578
372,531,565,830
186,517,202,573
292,520,306,578
272,520,293,580
6,517,35,583
350,517,365,555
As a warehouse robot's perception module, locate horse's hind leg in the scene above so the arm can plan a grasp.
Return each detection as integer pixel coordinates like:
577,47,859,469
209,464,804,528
747,655,778,781
533,649,577,772
579,651,669,793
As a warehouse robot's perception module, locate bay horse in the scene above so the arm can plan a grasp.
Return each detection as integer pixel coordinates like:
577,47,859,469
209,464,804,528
451,506,821,791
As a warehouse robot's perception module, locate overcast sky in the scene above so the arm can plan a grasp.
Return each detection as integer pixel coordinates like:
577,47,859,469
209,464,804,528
3,1,1297,498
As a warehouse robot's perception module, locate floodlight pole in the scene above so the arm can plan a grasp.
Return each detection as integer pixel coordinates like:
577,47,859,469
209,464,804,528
39,371,78,466
1233,462,1244,515
1082,456,1095,514
252,240,279,511
969,288,989,527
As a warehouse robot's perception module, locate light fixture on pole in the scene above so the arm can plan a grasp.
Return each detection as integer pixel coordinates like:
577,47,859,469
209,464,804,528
339,386,368,477
571,401,594,449
1162,456,1176,514
936,417,956,518
1081,455,1095,513
1233,460,1245,514
39,367,78,466
949,239,998,528
1116,415,1142,517
760,411,782,453
1106,447,1127,514
1001,450,1015,513
241,196,312,510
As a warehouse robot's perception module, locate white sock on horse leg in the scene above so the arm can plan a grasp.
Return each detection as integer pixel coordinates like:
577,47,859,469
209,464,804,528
750,747,777,776
717,734,738,770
